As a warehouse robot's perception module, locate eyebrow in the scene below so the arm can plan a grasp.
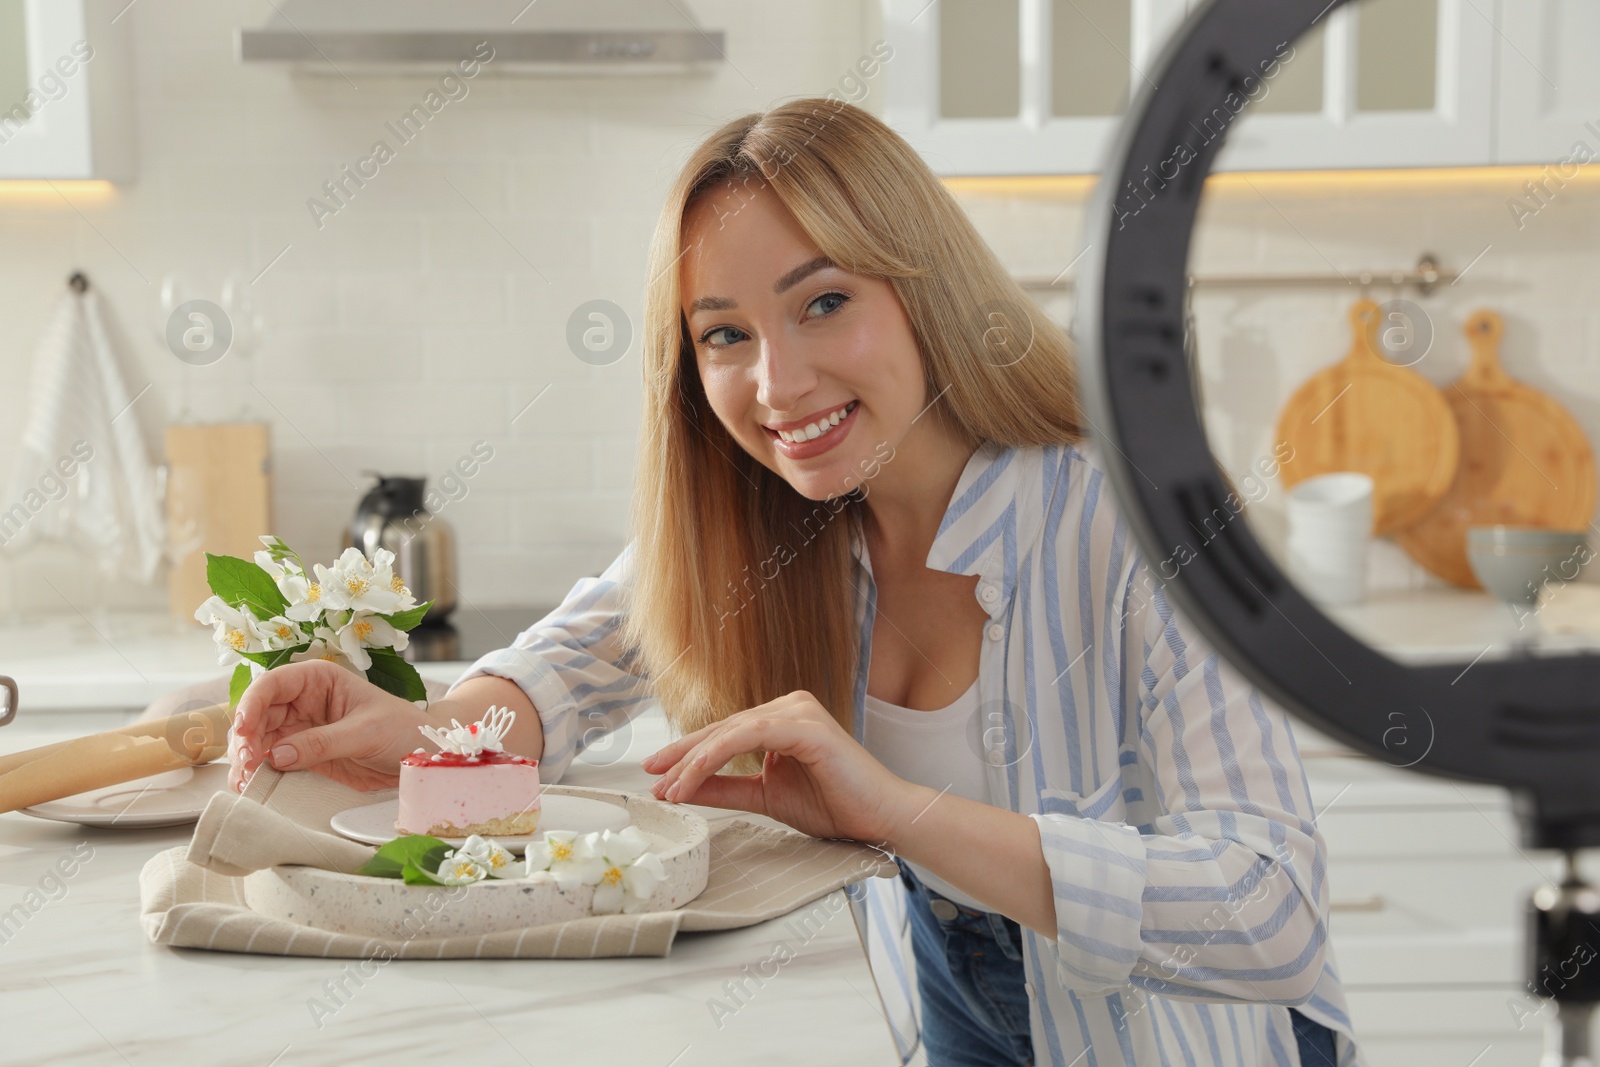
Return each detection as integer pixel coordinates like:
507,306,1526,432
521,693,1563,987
687,255,835,314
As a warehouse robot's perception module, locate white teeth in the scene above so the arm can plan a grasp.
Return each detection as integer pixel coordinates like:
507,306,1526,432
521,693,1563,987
773,401,854,445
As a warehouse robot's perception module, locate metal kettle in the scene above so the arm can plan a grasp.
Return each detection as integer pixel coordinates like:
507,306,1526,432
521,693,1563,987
343,474,457,624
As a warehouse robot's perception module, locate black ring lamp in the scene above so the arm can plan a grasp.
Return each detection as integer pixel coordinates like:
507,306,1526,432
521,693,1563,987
1074,0,1600,1055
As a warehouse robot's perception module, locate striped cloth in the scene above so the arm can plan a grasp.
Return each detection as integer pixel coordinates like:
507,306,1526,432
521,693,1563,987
450,440,1365,1065
138,763,899,958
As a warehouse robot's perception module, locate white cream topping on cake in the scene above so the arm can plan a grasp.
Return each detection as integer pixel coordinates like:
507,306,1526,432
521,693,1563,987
415,705,515,761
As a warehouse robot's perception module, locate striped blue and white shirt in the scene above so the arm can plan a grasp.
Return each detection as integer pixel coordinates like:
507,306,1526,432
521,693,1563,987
447,440,1364,1066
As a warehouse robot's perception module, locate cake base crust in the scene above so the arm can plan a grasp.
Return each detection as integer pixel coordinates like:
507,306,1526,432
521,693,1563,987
417,809,542,839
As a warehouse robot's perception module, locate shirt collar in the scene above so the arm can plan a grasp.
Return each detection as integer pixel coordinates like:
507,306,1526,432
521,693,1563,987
851,440,1049,614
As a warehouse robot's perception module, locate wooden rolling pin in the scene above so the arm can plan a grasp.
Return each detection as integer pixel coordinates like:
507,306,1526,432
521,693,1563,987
0,703,231,813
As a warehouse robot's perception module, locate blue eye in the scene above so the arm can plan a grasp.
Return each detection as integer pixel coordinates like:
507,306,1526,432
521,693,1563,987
697,291,850,350
807,291,849,318
700,325,747,348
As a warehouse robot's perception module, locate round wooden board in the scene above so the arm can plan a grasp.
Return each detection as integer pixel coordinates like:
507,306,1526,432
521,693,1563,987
1395,310,1597,588
1275,300,1460,535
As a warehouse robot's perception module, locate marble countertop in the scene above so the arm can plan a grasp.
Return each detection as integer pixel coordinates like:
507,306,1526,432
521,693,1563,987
0,610,475,712
0,707,907,1067
1323,585,1600,664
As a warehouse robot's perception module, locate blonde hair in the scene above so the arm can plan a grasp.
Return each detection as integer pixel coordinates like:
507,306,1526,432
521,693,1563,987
620,98,1086,772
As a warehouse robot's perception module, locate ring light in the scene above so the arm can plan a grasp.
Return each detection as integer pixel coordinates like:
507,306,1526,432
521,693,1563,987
1073,3,1600,1056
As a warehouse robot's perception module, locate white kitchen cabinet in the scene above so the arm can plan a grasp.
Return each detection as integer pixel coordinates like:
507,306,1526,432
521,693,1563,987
0,0,135,181
880,0,1505,175
1214,0,1497,170
1293,717,1592,1064
1494,0,1600,164
880,0,1202,176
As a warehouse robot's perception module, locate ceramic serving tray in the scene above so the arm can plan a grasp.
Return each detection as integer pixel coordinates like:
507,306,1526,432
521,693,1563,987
243,786,711,938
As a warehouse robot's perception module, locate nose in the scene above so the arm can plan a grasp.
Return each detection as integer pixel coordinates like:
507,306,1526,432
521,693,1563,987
753,335,818,415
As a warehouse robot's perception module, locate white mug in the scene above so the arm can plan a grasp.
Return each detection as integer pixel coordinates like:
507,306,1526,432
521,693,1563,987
0,675,16,727
1286,473,1374,606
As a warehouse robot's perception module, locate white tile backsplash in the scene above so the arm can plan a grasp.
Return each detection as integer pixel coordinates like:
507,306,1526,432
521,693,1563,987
1,0,1595,621
0,0,872,616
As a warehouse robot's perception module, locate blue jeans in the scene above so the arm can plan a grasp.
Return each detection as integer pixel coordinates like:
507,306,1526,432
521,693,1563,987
897,858,1341,1066
1290,1003,1340,1065
898,857,1034,1066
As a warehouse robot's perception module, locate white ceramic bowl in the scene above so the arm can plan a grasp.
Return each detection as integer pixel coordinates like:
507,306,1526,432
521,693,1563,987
1466,526,1589,605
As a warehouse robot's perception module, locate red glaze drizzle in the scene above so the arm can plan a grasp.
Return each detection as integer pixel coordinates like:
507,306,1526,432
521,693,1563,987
401,750,539,768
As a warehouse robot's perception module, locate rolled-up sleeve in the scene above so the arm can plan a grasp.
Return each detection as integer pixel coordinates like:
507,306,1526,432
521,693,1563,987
1028,801,1149,992
1029,556,1329,1006
444,546,653,784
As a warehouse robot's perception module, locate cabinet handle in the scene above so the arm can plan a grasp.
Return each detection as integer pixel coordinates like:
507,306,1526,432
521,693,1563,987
1329,894,1385,912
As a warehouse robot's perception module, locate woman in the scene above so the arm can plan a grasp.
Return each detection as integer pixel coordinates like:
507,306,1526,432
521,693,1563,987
230,97,1359,1066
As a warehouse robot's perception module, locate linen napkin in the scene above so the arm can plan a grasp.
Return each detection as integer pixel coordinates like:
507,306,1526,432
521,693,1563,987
140,762,900,958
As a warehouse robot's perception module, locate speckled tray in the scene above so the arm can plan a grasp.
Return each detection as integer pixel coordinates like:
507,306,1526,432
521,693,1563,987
240,786,711,940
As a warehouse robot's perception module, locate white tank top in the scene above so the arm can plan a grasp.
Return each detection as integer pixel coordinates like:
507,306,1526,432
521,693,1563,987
862,678,994,912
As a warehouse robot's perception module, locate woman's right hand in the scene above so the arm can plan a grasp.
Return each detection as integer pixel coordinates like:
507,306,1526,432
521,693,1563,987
228,659,435,794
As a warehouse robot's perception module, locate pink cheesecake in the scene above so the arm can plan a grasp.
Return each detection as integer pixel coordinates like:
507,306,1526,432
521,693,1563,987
395,706,540,837
396,750,541,837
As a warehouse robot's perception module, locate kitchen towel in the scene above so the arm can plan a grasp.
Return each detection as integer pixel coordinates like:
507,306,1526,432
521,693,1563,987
1,278,165,580
139,762,900,958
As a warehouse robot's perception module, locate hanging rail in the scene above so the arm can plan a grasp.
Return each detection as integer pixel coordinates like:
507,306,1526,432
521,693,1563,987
1016,254,1461,298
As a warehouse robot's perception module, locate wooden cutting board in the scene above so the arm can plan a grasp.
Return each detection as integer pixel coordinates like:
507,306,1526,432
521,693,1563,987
166,423,272,622
1395,310,1597,588
1275,299,1460,535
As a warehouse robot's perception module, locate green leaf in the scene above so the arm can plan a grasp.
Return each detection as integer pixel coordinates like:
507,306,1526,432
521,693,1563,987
401,858,447,885
365,647,428,702
237,645,304,671
228,663,252,710
356,833,451,879
257,534,304,572
205,553,290,620
378,600,433,632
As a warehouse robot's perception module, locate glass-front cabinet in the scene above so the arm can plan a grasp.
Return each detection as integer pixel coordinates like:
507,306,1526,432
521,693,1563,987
881,0,1590,175
0,0,135,181
1494,0,1600,163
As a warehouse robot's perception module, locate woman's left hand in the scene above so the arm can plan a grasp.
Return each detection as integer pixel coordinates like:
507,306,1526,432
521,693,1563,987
640,690,920,845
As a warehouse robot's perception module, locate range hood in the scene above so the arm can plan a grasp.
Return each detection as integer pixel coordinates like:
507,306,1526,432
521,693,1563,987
237,0,725,75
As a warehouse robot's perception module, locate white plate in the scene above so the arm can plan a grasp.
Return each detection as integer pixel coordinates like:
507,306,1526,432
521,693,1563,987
19,762,232,828
328,792,631,854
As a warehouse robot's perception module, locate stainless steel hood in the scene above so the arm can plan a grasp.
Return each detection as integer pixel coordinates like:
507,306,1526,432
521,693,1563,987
237,0,725,75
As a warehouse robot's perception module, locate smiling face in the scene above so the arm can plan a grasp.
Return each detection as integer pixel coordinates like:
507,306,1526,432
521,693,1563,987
679,179,931,501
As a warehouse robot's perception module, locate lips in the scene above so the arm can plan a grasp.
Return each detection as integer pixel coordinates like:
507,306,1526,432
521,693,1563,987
765,400,859,460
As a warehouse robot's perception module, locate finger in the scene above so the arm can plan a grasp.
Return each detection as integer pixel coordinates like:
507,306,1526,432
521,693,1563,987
229,715,272,780
227,728,247,792
665,718,780,802
641,718,728,773
263,713,369,771
650,719,745,797
233,664,320,747
672,772,766,814
648,729,716,797
642,695,798,772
